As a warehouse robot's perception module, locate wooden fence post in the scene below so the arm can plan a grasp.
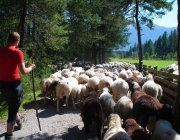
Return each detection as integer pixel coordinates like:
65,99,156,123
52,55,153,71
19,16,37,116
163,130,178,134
168,68,174,82
143,65,147,76
154,66,158,76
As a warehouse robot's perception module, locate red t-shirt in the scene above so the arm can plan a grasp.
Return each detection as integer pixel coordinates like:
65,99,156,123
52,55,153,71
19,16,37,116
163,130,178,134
0,46,24,82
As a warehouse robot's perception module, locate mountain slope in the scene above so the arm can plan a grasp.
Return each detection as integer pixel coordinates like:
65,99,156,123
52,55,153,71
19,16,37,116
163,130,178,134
121,24,177,51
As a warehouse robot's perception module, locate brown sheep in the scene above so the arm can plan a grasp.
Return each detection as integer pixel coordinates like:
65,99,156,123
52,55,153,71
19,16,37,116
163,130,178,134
131,82,173,134
130,81,146,104
80,91,104,140
124,119,151,140
125,75,146,90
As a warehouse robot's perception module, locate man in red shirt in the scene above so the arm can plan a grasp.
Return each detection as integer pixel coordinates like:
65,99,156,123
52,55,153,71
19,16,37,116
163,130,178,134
0,32,36,140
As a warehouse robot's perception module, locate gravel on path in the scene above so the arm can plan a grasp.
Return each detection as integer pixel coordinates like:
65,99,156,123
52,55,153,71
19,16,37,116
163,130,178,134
0,99,99,140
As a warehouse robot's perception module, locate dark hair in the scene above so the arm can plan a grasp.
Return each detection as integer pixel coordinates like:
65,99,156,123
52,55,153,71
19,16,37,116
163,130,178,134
8,32,20,43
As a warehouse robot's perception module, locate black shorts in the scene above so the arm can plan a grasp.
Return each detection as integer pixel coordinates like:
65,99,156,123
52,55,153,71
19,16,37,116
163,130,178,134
0,80,23,124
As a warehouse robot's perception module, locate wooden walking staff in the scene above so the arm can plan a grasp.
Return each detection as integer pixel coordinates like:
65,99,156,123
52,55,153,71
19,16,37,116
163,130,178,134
31,45,42,131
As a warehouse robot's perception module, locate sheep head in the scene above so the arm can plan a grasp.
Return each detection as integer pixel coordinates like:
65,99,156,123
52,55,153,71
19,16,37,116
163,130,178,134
85,91,98,99
107,114,122,128
124,119,141,136
158,104,173,124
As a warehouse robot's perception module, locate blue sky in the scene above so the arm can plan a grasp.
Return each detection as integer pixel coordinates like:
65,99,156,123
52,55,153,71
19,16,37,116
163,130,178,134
153,0,177,28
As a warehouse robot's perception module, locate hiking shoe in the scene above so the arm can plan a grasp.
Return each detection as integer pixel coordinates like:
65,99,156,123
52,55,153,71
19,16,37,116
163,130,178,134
4,133,13,140
15,116,26,130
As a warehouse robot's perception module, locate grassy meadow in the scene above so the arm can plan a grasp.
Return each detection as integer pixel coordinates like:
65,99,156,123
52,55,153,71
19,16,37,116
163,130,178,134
110,58,177,70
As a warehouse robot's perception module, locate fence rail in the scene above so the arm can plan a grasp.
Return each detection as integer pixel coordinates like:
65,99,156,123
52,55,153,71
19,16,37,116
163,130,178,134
134,63,179,106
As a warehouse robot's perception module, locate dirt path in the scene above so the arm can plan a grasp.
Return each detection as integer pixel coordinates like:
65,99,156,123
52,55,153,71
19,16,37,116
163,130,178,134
0,99,99,140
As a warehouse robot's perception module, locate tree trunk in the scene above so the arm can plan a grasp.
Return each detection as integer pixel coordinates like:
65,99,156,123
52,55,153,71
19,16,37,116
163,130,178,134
135,1,143,72
17,0,27,48
92,43,97,65
98,40,101,64
173,0,180,133
102,41,105,63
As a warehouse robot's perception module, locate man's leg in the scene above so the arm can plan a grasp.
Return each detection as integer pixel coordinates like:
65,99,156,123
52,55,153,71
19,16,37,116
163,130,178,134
5,122,15,140
15,113,25,130
16,113,20,121
6,122,15,135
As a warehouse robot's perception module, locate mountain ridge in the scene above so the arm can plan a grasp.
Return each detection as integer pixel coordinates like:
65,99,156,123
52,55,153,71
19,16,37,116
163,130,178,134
120,24,177,51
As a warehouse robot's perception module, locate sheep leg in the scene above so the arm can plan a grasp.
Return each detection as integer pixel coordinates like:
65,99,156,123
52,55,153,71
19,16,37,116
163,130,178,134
44,90,52,104
52,90,57,105
71,97,76,110
77,94,81,107
82,96,84,102
44,95,47,104
77,99,81,107
136,115,148,132
83,120,90,135
44,92,50,105
96,120,103,140
57,98,60,113
147,115,157,134
65,95,69,108
43,91,48,105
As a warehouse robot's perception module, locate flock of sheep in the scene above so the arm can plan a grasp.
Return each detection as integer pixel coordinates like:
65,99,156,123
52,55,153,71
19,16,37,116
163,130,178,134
40,61,180,140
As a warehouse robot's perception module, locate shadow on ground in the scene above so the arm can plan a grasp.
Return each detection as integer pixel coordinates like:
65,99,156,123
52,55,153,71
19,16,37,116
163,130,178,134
22,95,83,118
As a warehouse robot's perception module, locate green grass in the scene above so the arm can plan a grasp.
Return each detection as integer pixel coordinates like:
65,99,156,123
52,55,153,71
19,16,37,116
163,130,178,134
20,90,42,110
0,90,42,119
110,58,177,70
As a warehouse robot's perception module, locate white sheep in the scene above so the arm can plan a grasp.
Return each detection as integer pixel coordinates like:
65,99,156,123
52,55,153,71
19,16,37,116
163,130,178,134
142,73,163,100
98,76,113,95
99,87,116,122
94,71,106,78
111,78,129,102
87,76,100,92
72,72,79,81
115,94,133,124
132,70,144,78
108,73,119,81
71,84,82,109
85,68,95,77
157,84,163,100
146,73,154,81
71,67,84,75
142,80,159,98
61,68,71,78
95,68,104,73
69,70,76,77
110,68,119,76
103,114,132,140
40,78,52,94
80,83,90,101
126,69,133,77
40,77,53,104
50,71,62,80
56,77,78,113
152,120,180,140
118,69,129,80
78,74,89,84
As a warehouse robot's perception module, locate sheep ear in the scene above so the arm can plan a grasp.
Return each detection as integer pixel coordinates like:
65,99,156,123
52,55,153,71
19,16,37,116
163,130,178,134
139,125,143,130
97,89,102,92
120,118,124,126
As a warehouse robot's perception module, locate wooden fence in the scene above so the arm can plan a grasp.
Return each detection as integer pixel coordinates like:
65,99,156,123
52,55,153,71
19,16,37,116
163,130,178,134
134,63,179,106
